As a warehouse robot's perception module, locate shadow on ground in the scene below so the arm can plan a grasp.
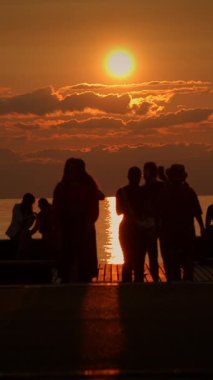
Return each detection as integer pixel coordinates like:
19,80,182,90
0,283,213,378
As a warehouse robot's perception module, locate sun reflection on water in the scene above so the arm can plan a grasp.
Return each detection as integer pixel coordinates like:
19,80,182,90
96,195,212,266
103,197,124,264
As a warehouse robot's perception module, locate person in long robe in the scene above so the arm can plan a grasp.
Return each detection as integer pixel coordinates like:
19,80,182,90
52,158,104,283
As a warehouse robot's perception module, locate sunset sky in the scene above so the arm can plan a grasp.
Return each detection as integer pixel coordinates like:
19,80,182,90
0,0,213,197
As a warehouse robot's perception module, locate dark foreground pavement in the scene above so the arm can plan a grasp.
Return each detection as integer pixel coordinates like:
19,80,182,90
0,283,213,379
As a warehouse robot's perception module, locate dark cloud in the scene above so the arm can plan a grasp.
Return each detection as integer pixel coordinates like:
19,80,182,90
58,117,126,130
14,123,42,131
0,88,132,116
0,84,213,160
0,87,59,115
61,92,131,114
24,149,76,162
134,101,156,115
0,82,212,119
128,108,213,130
2,109,212,151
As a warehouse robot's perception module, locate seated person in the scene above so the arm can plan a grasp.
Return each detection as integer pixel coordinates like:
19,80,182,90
31,198,53,241
30,198,55,258
6,193,36,258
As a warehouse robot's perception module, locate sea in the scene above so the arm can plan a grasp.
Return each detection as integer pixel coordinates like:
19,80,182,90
1,196,213,264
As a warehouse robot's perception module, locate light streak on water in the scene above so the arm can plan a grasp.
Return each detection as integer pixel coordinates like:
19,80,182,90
1,196,213,264
104,197,124,264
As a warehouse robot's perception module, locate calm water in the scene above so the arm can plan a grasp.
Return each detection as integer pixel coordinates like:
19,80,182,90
1,196,213,264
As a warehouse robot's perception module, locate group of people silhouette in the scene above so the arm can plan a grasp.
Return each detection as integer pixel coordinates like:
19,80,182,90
5,158,213,283
116,162,206,283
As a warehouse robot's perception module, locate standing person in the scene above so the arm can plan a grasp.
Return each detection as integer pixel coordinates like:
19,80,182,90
52,158,104,283
203,203,213,257
205,204,213,233
159,164,205,281
6,193,36,257
116,166,143,282
140,162,164,282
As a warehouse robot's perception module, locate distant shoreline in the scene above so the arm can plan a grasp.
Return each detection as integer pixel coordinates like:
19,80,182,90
1,193,213,199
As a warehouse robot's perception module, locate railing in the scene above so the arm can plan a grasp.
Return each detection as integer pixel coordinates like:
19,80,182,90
95,262,213,283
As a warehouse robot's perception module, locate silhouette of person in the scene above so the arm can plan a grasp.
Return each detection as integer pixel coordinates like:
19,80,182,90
52,158,104,283
116,166,143,282
157,165,168,182
206,204,213,233
158,164,205,281
6,193,36,258
140,162,164,282
30,198,55,255
203,204,213,257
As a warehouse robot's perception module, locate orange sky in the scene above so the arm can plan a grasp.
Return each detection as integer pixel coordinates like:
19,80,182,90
0,0,213,196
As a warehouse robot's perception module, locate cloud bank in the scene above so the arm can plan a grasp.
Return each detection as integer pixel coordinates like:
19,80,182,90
0,81,213,196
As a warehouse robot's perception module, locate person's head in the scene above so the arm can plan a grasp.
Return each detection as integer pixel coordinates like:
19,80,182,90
21,193,35,211
74,158,86,175
38,198,49,211
22,193,35,206
166,164,188,184
62,157,86,182
143,162,158,182
127,166,142,185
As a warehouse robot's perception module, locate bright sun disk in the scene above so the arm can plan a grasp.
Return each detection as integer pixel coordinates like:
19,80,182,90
105,49,135,79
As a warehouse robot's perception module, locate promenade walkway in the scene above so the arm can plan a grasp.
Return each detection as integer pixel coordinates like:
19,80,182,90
0,282,213,379
95,262,213,283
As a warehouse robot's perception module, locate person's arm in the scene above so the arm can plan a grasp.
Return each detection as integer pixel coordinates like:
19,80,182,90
116,189,124,215
6,204,23,238
30,216,40,236
23,212,36,229
116,188,134,218
195,214,205,236
192,191,205,236
206,205,213,229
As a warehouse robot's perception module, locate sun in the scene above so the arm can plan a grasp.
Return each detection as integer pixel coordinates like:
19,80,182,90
105,49,135,79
